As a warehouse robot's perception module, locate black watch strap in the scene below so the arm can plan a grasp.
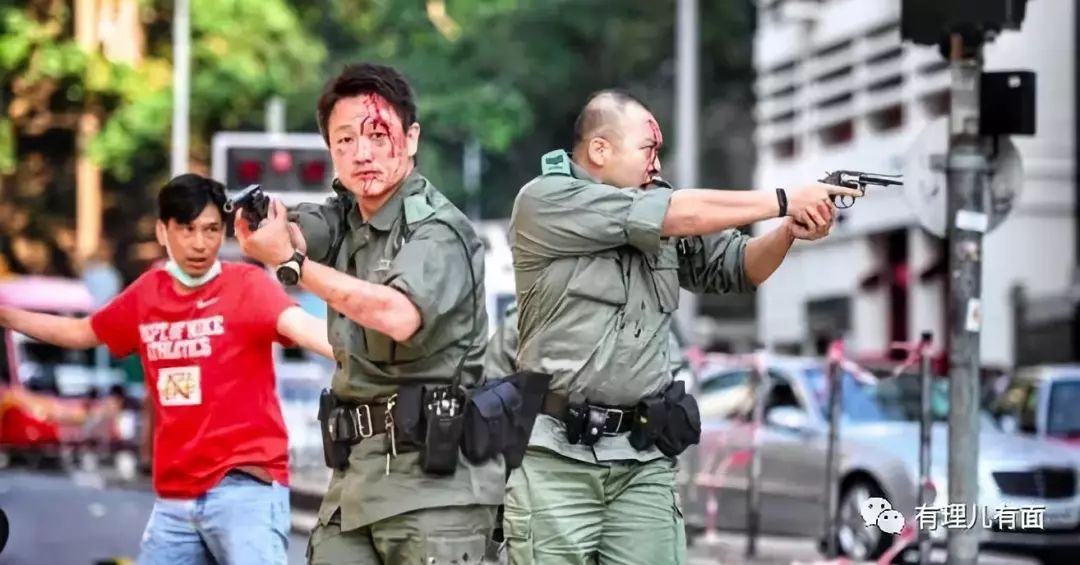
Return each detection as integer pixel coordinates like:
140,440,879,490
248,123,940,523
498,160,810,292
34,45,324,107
776,188,788,217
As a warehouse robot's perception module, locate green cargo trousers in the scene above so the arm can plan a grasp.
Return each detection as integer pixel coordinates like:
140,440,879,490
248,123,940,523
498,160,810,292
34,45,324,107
502,447,686,565
307,505,498,564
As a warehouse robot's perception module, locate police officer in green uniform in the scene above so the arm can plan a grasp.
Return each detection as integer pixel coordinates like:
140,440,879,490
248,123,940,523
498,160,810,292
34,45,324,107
504,89,859,564
237,63,503,564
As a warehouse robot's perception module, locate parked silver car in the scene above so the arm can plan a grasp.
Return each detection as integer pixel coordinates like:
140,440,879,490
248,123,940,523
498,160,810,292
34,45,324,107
678,355,1080,563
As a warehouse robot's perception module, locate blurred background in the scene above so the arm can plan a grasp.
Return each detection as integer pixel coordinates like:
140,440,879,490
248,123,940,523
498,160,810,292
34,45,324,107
0,0,1077,564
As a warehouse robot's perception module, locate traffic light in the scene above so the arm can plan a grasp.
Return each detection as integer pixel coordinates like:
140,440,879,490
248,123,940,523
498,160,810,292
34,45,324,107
211,132,335,206
901,0,1029,46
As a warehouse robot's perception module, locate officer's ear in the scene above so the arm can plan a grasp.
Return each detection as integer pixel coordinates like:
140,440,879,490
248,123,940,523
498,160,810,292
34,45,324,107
586,137,612,167
405,122,421,158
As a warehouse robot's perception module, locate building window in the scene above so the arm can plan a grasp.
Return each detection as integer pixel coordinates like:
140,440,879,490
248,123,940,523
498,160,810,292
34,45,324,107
886,230,909,345
819,120,854,146
772,137,798,159
869,105,904,132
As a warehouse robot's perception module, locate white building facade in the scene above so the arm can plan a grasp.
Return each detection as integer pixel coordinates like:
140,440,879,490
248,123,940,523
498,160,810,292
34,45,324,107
752,0,1076,368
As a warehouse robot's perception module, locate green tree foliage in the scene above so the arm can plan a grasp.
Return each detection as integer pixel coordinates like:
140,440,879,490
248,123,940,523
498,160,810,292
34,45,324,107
0,0,754,280
287,0,755,218
0,0,324,279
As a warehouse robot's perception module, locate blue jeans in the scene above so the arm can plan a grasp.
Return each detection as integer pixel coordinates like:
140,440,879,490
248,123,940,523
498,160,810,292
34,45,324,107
137,471,290,565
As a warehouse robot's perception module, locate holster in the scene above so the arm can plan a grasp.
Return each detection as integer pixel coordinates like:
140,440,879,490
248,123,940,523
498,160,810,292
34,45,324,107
654,381,701,457
318,389,351,470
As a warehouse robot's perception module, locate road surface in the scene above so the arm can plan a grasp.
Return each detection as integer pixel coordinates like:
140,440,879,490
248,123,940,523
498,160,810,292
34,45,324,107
0,469,308,565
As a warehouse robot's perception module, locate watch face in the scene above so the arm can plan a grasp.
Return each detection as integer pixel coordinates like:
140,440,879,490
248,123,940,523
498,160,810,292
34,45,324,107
277,265,299,286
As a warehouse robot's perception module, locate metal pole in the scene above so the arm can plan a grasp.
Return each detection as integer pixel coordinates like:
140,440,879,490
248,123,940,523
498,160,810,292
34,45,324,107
675,0,699,343
945,32,987,565
823,339,843,558
745,349,768,557
266,96,286,134
917,331,934,565
171,0,191,178
463,137,482,220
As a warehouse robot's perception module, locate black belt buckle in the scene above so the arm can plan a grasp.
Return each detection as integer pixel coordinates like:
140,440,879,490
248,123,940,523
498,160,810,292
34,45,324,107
602,408,625,437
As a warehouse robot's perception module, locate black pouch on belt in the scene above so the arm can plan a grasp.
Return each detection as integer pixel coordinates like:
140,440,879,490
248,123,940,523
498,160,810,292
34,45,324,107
462,379,519,464
655,381,702,457
419,385,467,476
317,389,351,470
629,394,669,451
393,385,425,447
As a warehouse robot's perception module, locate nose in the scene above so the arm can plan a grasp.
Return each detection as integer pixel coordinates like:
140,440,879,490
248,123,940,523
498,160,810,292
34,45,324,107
191,231,208,253
353,138,374,163
652,155,662,175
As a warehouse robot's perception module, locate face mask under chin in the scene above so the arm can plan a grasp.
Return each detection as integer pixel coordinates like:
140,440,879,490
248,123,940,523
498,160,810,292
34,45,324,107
164,258,222,288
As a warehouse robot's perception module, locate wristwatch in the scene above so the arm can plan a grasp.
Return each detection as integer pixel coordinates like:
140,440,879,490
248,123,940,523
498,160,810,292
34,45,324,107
275,250,306,286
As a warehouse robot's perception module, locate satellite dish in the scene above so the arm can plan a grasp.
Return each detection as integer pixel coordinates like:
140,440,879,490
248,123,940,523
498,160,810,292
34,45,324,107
902,117,1023,239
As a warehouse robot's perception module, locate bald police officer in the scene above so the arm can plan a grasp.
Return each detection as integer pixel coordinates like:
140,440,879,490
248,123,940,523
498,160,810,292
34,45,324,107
238,63,502,564
503,89,858,564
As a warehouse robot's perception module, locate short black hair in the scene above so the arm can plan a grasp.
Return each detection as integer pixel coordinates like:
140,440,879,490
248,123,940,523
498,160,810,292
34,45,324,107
572,88,650,151
158,173,227,224
316,63,418,143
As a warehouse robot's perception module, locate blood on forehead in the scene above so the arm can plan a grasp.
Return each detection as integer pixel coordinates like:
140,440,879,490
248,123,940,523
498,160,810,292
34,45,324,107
355,93,407,158
357,94,398,133
646,118,663,147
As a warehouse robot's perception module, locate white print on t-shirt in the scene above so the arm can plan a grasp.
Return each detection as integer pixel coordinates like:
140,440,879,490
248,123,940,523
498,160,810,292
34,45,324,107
139,315,225,361
158,366,202,406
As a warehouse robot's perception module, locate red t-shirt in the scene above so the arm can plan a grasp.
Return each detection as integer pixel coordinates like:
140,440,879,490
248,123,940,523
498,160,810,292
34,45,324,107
90,262,296,498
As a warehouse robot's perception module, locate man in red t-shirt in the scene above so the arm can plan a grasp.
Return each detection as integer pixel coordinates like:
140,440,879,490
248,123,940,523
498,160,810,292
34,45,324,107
0,174,333,565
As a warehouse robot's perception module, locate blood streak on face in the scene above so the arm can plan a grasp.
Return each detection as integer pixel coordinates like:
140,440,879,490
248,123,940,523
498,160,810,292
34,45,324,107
644,117,664,184
329,93,414,201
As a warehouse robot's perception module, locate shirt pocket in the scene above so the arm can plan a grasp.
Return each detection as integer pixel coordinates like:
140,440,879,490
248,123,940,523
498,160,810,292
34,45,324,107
352,259,425,364
565,254,627,306
647,242,680,313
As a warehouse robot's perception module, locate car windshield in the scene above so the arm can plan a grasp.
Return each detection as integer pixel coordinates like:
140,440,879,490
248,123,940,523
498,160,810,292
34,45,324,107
1047,378,1080,436
804,368,951,423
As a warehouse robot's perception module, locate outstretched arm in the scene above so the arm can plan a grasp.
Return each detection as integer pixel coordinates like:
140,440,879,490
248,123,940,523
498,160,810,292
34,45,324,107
0,306,99,349
275,306,334,360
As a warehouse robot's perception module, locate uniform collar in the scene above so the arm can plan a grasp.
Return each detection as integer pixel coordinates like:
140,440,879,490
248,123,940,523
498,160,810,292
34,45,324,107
337,170,426,232
543,149,672,189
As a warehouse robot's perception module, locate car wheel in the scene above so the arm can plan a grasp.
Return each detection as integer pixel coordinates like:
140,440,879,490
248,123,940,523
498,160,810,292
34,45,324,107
835,479,892,561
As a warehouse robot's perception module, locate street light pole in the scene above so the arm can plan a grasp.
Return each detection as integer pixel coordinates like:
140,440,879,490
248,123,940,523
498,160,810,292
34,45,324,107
944,31,988,565
171,0,191,177
675,0,699,343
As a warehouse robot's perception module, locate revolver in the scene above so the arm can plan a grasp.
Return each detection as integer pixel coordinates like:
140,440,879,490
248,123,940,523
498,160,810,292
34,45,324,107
820,170,903,209
223,184,270,231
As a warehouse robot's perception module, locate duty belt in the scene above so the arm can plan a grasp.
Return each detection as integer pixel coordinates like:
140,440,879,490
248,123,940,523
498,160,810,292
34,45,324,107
327,402,391,444
540,392,635,436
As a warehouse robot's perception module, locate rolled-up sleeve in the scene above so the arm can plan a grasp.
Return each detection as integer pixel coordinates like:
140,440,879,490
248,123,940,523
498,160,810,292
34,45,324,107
514,179,673,262
288,201,344,265
676,229,756,294
384,222,478,354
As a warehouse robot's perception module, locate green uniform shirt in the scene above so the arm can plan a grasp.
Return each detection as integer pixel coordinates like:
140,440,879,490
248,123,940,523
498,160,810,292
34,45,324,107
290,171,504,532
484,301,520,378
484,300,683,377
509,149,755,465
